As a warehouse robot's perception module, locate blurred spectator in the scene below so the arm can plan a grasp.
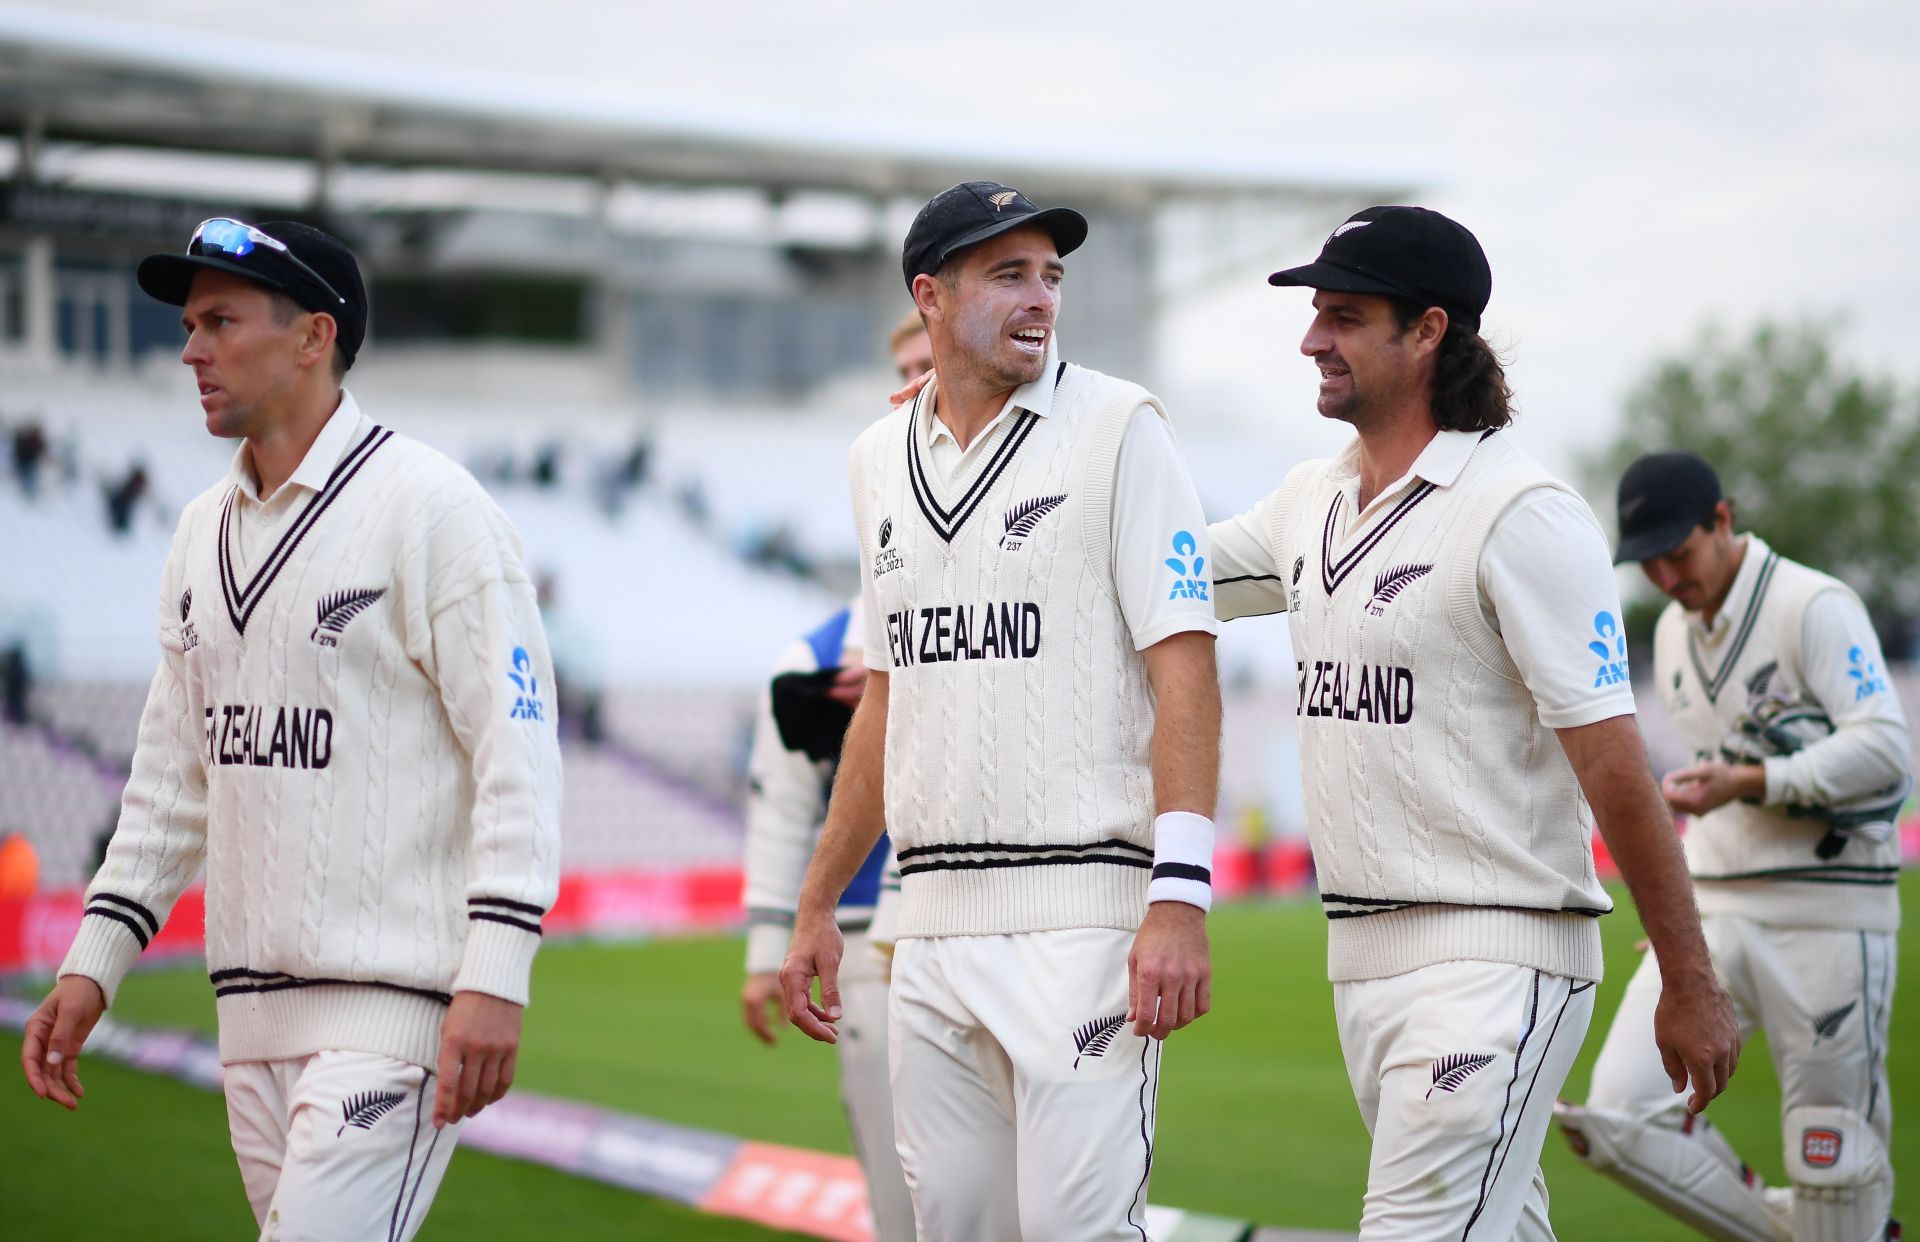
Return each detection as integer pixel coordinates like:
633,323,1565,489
10,421,48,498
676,476,711,527
531,442,561,489
0,642,30,725
537,572,606,746
0,831,39,899
617,433,652,492
104,461,151,536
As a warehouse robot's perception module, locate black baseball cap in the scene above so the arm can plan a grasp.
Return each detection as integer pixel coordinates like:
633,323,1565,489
901,181,1088,289
138,219,369,368
1269,205,1492,334
1614,451,1723,564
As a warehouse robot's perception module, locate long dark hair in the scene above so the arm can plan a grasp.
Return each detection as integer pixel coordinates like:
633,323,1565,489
1393,302,1513,432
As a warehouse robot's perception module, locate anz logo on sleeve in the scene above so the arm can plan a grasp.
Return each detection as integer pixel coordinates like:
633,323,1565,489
508,647,545,721
1164,531,1209,602
1589,612,1629,688
1848,646,1889,701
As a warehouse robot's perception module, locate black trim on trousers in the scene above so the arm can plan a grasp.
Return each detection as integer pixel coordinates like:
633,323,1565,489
389,1068,430,1242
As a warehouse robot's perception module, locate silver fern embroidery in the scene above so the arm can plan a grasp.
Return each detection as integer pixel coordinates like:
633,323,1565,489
338,1089,406,1136
312,588,387,646
1001,494,1067,549
1746,660,1780,704
1367,563,1433,615
1072,1014,1128,1068
1813,1001,1857,1042
1427,1053,1496,1098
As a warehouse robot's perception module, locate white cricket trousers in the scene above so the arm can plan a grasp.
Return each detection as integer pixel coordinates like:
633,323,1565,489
889,928,1159,1242
1336,960,1595,1241
225,1049,462,1242
1588,914,1897,1236
839,929,916,1242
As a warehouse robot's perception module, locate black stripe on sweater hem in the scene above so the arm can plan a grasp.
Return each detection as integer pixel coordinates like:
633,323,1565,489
1318,897,1607,921
84,906,151,949
469,910,543,936
207,971,452,1005
1695,865,1898,882
91,892,159,934
897,837,1153,861
899,853,1152,877
468,896,547,917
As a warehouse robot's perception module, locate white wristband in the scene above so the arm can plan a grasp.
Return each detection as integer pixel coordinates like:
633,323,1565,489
1147,811,1215,911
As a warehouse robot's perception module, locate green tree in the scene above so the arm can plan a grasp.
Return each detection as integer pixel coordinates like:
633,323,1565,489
1588,320,1920,653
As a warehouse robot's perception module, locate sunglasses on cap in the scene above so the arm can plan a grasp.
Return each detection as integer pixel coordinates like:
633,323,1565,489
189,218,347,307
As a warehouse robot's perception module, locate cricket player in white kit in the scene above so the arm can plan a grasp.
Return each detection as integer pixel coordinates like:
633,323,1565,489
781,181,1223,1242
1208,207,1740,1240
1558,452,1909,1242
738,318,934,1242
18,220,561,1241
741,601,916,1241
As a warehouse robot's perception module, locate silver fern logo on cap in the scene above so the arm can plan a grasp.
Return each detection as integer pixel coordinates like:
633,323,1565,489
987,190,1020,211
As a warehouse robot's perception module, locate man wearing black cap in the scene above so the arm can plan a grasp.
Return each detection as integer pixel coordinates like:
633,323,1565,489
1207,207,1738,1239
781,182,1222,1239
18,219,562,1240
1558,453,1908,1242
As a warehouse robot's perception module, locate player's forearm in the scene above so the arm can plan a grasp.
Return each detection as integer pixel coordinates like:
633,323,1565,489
1145,633,1222,816
795,673,889,922
1559,716,1715,987
1763,717,1910,807
63,650,210,1004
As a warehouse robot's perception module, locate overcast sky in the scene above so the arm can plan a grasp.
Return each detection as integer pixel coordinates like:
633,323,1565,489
30,0,1920,486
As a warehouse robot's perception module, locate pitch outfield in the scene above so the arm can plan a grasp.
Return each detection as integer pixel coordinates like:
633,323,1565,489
5,886,1913,1241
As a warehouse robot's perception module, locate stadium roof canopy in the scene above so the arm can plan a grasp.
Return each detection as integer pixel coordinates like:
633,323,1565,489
0,6,1416,206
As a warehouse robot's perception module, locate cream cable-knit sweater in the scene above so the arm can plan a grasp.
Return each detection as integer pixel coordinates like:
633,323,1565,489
849,364,1168,938
61,397,562,1070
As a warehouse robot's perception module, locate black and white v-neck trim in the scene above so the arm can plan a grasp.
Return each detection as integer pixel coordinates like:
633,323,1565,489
218,424,393,635
1319,481,1438,595
1687,548,1779,704
905,362,1063,545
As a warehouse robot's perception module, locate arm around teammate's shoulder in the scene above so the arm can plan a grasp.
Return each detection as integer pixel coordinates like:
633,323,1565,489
1557,716,1739,1115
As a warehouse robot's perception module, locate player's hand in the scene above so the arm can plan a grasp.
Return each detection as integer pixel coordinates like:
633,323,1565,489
779,914,844,1044
433,991,523,1128
741,972,784,1045
888,369,933,407
1653,966,1740,1115
1128,901,1211,1040
19,975,106,1111
1660,761,1761,817
826,665,869,709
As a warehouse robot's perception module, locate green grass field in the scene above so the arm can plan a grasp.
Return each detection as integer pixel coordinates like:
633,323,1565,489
5,885,1914,1241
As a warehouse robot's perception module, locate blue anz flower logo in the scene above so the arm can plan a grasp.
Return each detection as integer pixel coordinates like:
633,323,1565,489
1848,645,1889,701
1165,531,1209,601
508,647,545,721
1589,611,1629,688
